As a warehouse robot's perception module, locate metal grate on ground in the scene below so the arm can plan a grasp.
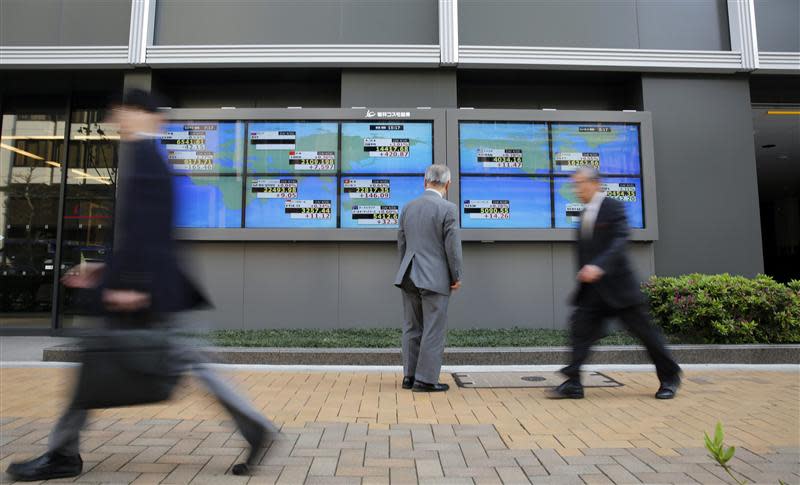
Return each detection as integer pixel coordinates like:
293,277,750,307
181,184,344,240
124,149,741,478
452,371,624,388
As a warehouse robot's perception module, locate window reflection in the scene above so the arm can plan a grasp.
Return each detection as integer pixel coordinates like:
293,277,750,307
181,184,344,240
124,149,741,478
59,107,119,328
0,111,66,327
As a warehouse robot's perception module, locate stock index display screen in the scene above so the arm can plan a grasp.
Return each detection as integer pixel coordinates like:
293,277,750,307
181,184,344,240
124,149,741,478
244,176,337,228
341,122,433,174
459,121,645,230
158,121,244,173
339,176,423,229
551,123,641,175
459,122,550,175
247,122,338,174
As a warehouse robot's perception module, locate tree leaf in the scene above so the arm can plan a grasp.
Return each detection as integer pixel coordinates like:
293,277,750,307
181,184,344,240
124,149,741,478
714,422,724,447
722,446,736,464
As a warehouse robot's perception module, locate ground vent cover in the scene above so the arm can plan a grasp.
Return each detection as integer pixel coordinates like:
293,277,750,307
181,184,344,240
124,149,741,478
452,371,623,388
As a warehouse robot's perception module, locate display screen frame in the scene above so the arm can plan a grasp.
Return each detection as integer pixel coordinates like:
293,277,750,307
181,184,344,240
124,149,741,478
169,108,445,241
447,109,658,242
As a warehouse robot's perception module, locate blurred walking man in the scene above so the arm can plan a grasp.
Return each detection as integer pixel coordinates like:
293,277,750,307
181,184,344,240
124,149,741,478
394,165,463,392
547,166,681,400
7,90,276,482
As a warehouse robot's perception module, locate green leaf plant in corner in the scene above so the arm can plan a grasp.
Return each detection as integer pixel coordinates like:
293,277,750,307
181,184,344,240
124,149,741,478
704,422,791,485
705,422,747,485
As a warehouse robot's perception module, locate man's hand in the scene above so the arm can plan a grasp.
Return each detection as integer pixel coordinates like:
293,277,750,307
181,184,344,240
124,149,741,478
450,280,462,291
103,289,151,312
61,262,105,289
577,265,605,283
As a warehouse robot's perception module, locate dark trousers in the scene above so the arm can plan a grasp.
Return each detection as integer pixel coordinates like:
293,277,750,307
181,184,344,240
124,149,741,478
562,287,681,384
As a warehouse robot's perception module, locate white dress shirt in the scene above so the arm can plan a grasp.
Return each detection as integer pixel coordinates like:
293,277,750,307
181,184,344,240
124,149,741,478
425,188,444,198
580,190,606,239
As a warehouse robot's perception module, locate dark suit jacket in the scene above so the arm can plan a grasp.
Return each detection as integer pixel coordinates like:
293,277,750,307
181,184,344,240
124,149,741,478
102,138,208,314
571,197,644,309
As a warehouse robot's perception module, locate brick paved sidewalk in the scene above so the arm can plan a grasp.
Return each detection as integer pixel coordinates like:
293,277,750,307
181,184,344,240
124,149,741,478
1,367,798,484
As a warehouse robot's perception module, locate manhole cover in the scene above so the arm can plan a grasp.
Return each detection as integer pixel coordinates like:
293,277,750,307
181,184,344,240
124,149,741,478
452,371,623,388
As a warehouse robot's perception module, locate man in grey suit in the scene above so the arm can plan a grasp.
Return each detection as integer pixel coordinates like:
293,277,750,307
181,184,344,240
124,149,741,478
394,165,463,392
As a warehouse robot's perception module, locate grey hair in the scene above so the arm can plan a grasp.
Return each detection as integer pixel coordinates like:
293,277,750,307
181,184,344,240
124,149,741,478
424,164,451,186
574,165,601,182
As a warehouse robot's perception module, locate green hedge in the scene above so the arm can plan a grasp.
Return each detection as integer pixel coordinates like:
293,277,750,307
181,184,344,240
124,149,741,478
643,274,800,344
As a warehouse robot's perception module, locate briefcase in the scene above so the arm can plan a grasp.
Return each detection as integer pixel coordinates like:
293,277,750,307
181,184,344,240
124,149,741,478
72,331,181,409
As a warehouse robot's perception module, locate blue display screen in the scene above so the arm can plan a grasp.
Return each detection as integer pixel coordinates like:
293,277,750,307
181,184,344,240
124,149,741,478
551,123,641,175
247,122,338,174
173,175,242,228
158,121,244,174
553,177,644,229
340,176,423,229
341,122,433,174
460,176,551,229
459,122,550,175
245,176,337,228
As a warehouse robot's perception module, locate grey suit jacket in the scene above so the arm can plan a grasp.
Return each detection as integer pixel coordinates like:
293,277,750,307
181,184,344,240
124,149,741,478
394,190,463,295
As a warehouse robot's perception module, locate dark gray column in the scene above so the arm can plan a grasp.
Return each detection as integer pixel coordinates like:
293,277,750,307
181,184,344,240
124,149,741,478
123,69,153,94
341,69,457,108
642,74,763,277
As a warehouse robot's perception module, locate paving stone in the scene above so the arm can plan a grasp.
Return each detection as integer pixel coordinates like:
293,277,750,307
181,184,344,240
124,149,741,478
495,466,531,484
416,458,444,478
598,464,642,484
634,471,695,483
306,477,361,485
308,456,338,476
390,467,418,484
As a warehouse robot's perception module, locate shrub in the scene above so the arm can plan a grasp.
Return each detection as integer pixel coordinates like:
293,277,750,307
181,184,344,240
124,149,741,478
643,274,800,344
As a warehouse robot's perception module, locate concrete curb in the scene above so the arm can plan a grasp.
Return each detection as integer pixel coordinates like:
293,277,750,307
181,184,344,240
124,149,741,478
42,344,800,365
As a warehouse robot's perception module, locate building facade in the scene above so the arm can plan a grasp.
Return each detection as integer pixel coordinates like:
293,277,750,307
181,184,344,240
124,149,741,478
1,0,798,332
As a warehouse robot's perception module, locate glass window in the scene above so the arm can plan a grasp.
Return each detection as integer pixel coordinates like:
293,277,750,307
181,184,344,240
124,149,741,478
58,106,119,327
0,108,66,328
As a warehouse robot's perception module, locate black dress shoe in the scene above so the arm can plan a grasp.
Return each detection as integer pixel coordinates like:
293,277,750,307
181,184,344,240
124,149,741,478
412,381,449,392
6,452,83,481
402,376,415,389
232,425,275,475
545,380,585,399
655,377,681,400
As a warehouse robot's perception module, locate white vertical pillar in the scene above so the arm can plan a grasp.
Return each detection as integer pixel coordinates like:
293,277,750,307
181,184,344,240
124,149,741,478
727,0,760,71
128,0,156,65
439,0,459,66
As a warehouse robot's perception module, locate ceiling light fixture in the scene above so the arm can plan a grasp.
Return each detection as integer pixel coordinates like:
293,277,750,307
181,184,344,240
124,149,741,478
766,111,800,115
0,143,44,160
71,169,112,185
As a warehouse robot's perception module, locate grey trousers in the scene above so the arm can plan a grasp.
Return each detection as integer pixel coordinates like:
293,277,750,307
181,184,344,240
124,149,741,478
400,276,450,384
49,345,277,456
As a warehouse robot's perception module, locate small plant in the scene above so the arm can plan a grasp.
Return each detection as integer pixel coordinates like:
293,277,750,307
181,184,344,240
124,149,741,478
705,422,747,484
704,422,790,485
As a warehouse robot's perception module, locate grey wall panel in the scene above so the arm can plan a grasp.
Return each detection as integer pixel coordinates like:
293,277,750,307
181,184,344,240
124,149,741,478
242,243,339,329
754,0,800,52
552,243,578,330
184,241,654,330
448,243,555,329
341,70,458,108
552,242,655,330
182,243,245,330
338,243,403,327
636,0,731,51
154,0,437,46
642,75,763,277
459,0,639,48
0,0,131,46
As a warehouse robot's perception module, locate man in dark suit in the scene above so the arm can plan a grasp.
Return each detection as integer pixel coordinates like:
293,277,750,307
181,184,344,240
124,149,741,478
394,164,463,392
7,90,276,482
547,166,681,400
